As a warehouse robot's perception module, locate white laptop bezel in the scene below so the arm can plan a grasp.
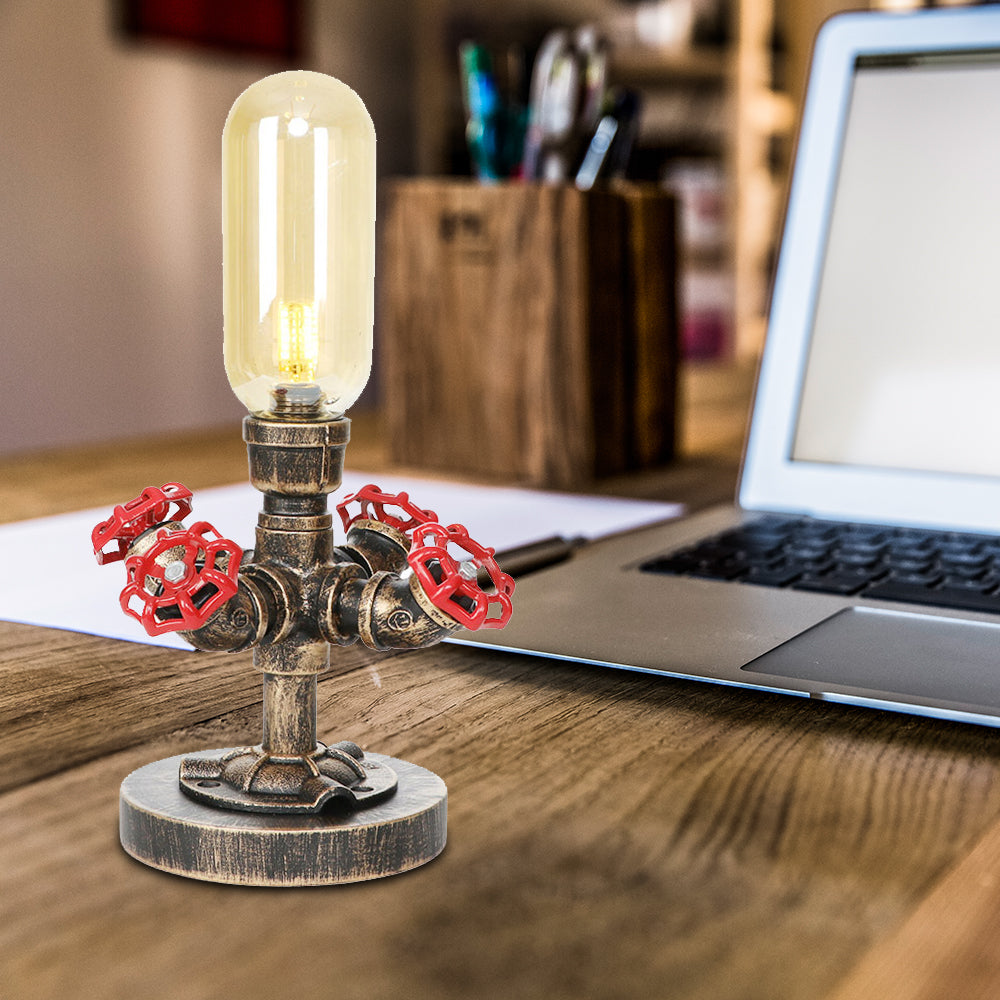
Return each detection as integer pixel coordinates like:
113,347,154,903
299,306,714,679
740,7,1000,535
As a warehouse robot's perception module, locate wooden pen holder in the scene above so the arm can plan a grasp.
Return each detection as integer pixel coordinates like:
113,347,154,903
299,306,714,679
380,179,679,489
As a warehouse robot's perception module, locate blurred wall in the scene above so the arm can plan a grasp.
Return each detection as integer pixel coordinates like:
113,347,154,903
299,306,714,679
0,0,415,457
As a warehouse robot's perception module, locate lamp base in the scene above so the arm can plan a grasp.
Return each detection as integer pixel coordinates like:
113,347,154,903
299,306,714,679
120,751,447,886
178,742,398,813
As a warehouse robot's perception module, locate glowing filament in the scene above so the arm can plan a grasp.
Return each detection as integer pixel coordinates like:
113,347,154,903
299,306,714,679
278,301,319,382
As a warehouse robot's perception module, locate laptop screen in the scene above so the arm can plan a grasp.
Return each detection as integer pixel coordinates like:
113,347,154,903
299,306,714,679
791,50,1000,479
741,9,1000,532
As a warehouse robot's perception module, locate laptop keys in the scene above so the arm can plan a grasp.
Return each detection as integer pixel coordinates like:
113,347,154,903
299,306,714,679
640,516,1000,615
792,572,869,596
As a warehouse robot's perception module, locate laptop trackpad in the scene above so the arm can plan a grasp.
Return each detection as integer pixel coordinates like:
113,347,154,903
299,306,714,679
743,607,1000,709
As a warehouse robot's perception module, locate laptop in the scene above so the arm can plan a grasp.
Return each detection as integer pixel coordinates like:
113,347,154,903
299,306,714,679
458,6,1000,727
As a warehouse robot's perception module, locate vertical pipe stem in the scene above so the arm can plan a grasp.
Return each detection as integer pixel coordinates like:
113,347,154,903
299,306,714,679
256,641,328,756
261,674,317,756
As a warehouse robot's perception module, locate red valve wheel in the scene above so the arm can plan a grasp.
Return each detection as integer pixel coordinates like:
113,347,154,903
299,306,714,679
407,522,514,631
119,521,242,636
337,484,438,535
92,483,193,565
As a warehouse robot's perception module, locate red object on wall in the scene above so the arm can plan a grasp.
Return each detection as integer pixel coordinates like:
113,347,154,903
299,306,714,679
118,0,303,61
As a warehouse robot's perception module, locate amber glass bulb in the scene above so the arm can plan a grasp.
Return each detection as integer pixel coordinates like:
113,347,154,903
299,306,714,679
222,71,376,417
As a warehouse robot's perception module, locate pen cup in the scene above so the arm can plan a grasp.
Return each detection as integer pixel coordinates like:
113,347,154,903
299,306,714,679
381,179,679,489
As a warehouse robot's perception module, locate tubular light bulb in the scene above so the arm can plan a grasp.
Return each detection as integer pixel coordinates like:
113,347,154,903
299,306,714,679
223,71,376,417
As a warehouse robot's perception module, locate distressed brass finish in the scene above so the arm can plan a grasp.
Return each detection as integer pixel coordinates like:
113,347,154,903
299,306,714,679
169,412,460,816
178,740,397,813
121,409,461,882
121,752,447,886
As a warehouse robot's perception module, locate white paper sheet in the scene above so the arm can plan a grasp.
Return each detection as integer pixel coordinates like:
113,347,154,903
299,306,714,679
0,472,681,649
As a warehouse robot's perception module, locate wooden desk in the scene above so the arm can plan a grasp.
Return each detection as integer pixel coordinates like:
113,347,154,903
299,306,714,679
4,374,1000,1000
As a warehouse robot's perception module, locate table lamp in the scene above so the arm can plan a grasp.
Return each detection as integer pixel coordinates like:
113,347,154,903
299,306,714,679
90,71,514,886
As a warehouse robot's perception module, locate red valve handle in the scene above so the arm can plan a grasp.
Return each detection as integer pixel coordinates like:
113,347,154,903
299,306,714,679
407,522,514,631
337,484,438,535
92,483,193,565
119,521,242,636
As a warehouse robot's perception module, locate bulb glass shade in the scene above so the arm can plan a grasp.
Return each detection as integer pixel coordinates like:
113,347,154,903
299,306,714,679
223,71,376,417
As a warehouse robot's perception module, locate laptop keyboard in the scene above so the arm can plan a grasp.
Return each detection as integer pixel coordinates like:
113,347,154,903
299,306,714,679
640,516,1000,615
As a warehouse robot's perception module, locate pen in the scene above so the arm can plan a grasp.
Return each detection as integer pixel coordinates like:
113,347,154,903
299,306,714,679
575,114,619,190
487,535,586,581
605,87,642,179
459,41,502,182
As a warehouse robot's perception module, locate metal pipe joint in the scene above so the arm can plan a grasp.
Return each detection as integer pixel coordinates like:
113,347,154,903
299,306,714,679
94,411,511,815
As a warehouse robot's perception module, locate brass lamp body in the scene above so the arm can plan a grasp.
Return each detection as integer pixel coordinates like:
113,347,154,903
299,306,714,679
113,406,499,885
167,410,460,815
109,71,509,886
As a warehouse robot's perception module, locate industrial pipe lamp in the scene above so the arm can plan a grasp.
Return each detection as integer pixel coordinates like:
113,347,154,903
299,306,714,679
91,71,514,886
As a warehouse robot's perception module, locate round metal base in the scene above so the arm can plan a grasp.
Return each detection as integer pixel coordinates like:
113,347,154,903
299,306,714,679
178,742,398,813
120,750,447,886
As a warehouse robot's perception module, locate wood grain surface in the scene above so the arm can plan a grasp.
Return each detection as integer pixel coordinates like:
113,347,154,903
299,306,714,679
382,181,602,487
619,183,680,471
0,620,403,795
3,637,1000,1000
5,402,1000,999
381,180,679,488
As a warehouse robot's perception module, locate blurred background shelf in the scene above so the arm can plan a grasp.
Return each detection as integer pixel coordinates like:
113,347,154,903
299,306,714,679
609,45,730,82
410,0,801,363
0,0,968,469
